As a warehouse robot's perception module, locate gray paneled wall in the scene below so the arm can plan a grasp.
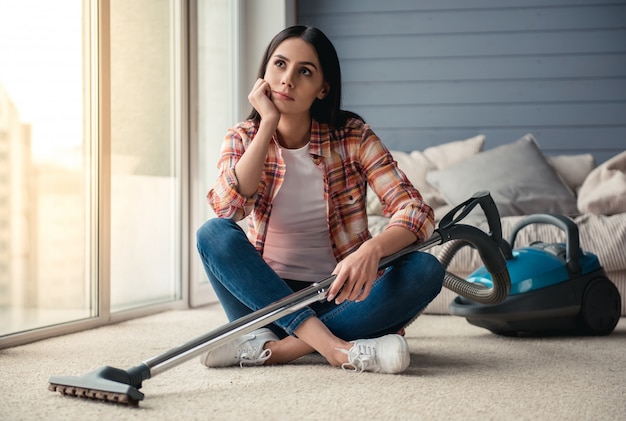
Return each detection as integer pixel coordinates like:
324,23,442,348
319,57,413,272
298,0,626,163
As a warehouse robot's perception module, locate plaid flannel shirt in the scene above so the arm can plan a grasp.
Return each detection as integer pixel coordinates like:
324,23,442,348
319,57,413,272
207,117,435,262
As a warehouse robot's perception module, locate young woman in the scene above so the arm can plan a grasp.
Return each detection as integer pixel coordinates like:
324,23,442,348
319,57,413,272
196,25,444,374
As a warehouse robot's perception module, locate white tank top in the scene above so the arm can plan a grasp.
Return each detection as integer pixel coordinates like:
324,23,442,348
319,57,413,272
264,143,336,281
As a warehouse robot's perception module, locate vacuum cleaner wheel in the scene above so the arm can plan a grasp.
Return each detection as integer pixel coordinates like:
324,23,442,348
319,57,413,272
579,277,622,336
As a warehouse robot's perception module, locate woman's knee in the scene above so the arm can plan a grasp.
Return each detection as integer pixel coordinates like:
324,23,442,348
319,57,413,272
196,218,244,253
404,251,445,296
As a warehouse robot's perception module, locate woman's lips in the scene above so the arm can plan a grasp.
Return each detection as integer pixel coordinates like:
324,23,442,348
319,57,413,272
273,91,294,101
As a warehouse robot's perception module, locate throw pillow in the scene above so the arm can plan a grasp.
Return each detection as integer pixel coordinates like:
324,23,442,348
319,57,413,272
547,153,596,194
366,135,486,216
422,135,487,170
409,134,487,208
577,150,626,215
426,134,580,217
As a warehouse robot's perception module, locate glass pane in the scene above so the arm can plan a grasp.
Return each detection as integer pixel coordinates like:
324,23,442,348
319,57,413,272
0,0,93,335
194,0,234,292
109,0,181,311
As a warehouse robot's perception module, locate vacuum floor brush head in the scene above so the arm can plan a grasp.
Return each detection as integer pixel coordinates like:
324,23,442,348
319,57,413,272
48,382,139,406
48,365,147,406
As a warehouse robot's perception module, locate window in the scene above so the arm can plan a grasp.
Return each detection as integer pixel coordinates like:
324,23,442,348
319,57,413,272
0,0,187,347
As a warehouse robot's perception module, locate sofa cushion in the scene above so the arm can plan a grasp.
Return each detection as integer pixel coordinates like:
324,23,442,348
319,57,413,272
367,135,485,216
426,134,579,217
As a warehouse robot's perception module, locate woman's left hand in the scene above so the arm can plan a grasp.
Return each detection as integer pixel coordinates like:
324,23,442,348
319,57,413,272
327,243,382,304
326,227,419,304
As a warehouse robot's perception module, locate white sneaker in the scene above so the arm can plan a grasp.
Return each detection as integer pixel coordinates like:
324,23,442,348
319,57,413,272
338,334,410,374
200,328,278,368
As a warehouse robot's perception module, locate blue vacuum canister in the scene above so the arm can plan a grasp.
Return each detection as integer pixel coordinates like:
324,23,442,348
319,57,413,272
449,214,621,336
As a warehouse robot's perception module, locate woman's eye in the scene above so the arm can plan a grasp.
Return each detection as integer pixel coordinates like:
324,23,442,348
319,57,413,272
300,67,312,76
275,59,285,68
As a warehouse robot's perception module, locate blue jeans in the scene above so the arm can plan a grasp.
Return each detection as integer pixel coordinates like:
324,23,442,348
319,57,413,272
196,218,444,340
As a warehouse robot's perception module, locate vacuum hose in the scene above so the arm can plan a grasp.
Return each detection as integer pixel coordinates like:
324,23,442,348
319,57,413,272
439,239,510,304
433,191,511,305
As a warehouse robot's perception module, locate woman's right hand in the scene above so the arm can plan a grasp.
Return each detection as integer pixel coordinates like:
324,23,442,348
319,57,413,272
248,78,280,125
233,79,281,197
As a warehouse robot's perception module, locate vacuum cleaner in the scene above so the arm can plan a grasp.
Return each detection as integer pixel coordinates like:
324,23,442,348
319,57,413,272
446,213,622,337
48,191,511,406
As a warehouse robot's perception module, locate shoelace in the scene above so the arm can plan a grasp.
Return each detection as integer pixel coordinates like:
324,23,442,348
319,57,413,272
238,347,272,367
337,343,376,373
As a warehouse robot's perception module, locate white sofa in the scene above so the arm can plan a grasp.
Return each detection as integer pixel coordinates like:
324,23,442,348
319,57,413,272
367,135,626,315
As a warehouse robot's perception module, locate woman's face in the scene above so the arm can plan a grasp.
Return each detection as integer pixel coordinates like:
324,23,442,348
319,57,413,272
264,37,329,118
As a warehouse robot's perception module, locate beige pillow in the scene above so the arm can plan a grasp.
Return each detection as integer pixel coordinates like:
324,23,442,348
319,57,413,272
578,150,626,215
422,135,488,170
547,154,596,194
367,135,486,216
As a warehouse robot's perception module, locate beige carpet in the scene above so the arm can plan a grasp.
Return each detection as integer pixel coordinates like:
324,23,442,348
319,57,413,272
1,305,625,421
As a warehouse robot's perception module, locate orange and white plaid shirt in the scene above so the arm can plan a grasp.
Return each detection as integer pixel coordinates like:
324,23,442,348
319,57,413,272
207,117,435,262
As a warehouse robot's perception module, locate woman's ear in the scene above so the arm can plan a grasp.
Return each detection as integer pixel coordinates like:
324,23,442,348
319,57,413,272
317,82,330,99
